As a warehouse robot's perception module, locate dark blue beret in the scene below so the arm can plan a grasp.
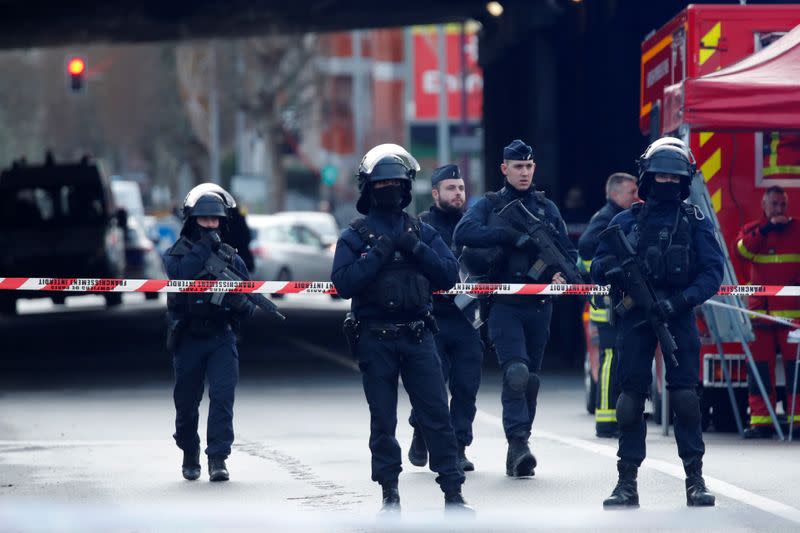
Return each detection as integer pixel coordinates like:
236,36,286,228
430,164,461,187
503,139,534,161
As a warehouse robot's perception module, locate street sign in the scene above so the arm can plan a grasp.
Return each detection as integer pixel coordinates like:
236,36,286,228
321,165,338,186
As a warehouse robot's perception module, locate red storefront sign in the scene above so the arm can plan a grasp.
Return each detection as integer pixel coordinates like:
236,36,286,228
412,25,483,121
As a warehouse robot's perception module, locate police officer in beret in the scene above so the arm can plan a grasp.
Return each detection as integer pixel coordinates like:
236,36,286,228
407,164,484,473
163,184,257,483
331,144,471,512
454,139,577,478
591,137,722,508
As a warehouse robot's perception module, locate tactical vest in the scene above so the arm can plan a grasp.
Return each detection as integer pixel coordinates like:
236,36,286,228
627,202,701,290
165,237,231,321
485,190,551,282
350,215,431,313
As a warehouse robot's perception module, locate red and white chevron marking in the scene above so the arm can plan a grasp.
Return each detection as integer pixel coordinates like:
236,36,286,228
1,277,800,297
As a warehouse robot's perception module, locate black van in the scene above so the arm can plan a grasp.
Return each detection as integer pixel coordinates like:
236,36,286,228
0,155,127,314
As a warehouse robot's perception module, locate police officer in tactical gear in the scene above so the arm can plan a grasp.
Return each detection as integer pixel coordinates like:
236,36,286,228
407,164,483,473
578,173,639,438
164,184,256,482
454,139,577,477
331,145,471,512
591,137,723,508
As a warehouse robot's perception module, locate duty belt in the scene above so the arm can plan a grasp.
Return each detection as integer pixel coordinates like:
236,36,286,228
186,318,231,337
362,314,439,343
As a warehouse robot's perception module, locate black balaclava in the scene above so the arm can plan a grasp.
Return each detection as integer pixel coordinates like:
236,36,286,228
370,183,405,210
649,180,682,203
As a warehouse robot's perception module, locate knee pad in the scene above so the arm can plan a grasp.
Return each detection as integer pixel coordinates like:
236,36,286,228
670,388,701,425
616,392,645,431
527,373,541,400
504,362,530,394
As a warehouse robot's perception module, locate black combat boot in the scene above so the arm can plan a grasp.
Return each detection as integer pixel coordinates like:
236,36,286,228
181,449,201,481
380,481,400,513
603,461,639,508
684,458,715,507
444,489,474,513
505,438,536,477
408,428,428,467
208,457,229,482
458,445,475,472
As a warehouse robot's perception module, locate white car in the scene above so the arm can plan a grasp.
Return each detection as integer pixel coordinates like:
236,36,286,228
248,214,336,285
272,211,340,247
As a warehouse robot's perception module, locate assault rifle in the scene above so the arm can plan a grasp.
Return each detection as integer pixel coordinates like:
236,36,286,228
598,224,678,367
200,234,286,320
496,199,583,284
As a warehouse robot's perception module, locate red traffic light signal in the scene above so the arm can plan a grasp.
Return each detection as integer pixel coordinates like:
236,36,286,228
66,55,87,92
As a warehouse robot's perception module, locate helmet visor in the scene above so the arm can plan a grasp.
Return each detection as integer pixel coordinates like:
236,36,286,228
183,183,237,210
358,144,420,177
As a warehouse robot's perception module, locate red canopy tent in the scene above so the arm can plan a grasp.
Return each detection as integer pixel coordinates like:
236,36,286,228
663,24,800,132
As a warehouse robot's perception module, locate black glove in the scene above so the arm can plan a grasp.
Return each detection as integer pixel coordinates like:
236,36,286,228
372,235,395,261
396,230,423,256
650,294,689,322
604,266,626,287
760,222,788,235
513,233,537,251
224,292,249,310
198,228,222,251
504,228,526,246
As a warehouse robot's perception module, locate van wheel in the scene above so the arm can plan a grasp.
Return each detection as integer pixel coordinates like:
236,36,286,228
271,268,291,299
712,390,748,433
105,293,123,307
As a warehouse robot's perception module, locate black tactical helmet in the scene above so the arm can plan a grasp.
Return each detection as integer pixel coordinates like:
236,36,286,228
356,144,420,214
182,183,236,220
636,137,696,201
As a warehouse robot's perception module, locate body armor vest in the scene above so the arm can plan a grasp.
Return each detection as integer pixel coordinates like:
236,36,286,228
165,237,232,322
627,203,698,290
351,215,431,313
485,190,551,282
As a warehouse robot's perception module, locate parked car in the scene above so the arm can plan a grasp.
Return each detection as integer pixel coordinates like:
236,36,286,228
248,214,336,294
111,180,165,298
0,155,126,314
272,211,340,247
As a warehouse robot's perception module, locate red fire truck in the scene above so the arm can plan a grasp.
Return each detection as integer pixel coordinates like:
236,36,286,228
585,4,800,432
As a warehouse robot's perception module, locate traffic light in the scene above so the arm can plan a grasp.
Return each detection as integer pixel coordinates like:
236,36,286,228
66,55,87,93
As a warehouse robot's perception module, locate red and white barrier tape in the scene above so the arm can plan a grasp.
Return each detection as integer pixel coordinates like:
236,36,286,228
1,277,800,297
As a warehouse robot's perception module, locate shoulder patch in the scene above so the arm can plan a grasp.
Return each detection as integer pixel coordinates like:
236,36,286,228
534,190,546,202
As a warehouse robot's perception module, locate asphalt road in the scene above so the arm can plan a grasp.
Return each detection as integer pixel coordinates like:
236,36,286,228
1,294,799,532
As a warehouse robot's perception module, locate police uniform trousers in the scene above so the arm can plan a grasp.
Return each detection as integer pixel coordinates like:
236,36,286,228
408,311,484,447
748,324,799,427
355,324,465,492
595,322,620,434
615,311,704,466
173,328,239,459
488,298,552,440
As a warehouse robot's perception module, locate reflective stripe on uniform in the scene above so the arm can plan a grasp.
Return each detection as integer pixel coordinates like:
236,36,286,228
600,348,614,411
595,409,617,423
750,309,800,318
736,240,800,264
749,415,773,426
589,307,611,323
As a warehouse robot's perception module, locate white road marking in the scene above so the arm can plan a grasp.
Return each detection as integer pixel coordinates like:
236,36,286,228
300,339,800,525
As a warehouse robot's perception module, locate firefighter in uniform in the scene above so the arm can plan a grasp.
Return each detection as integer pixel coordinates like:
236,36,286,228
164,184,256,482
330,145,471,512
735,185,800,438
454,139,577,477
407,164,484,472
592,137,723,508
578,173,639,438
